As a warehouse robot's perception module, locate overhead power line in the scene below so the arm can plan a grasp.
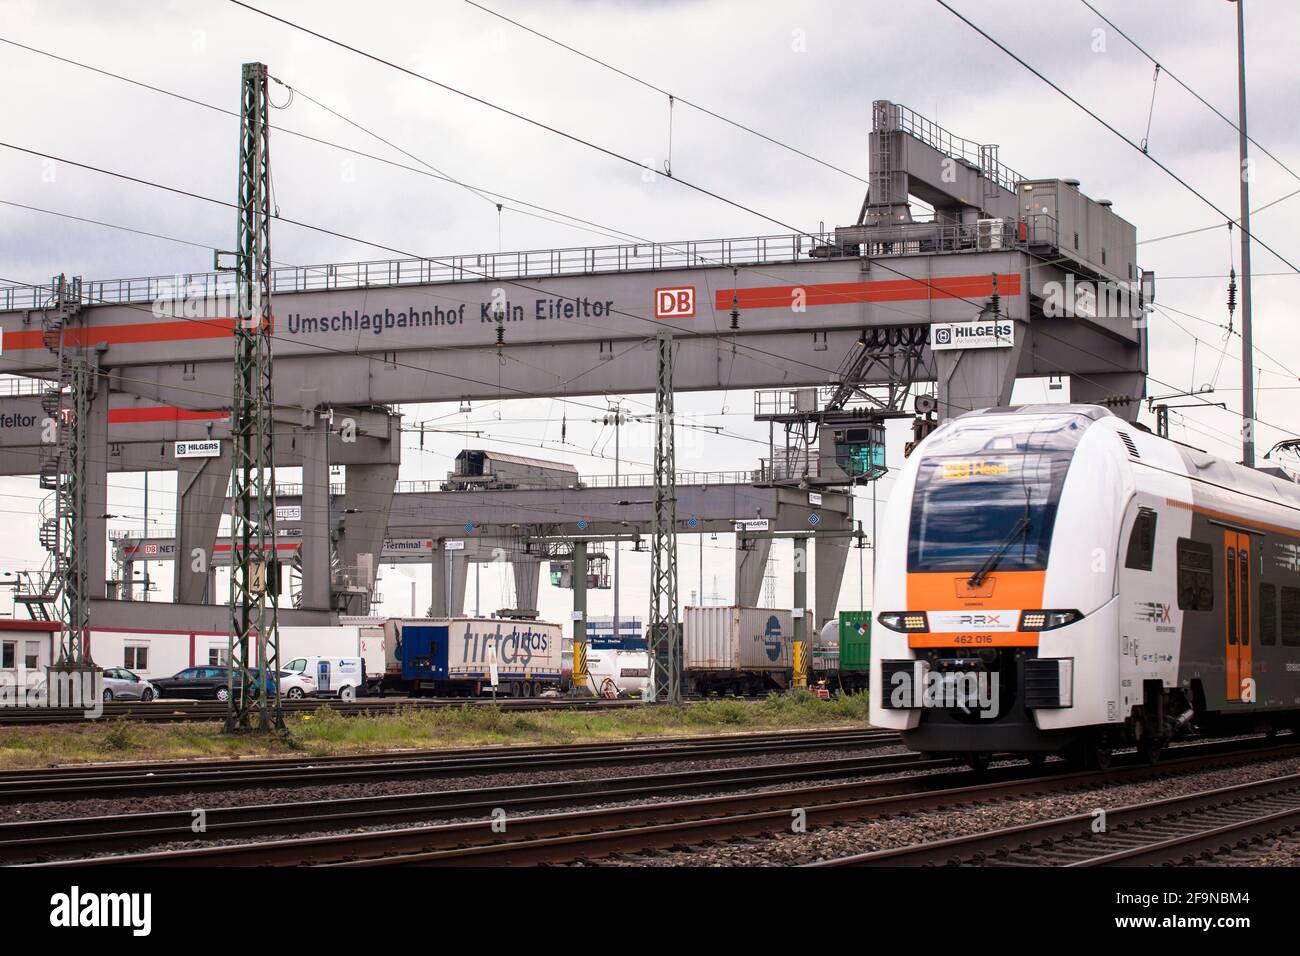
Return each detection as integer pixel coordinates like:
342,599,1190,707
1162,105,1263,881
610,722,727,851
460,0,869,185
1077,0,1300,185
932,0,1300,277
9,9,1278,454
0,34,645,247
225,0,814,236
1139,188,1300,246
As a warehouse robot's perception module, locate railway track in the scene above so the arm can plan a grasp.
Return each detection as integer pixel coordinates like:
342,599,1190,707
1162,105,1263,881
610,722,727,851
0,745,932,863
0,727,896,805
812,772,1300,867
0,695,644,725
25,735,1300,867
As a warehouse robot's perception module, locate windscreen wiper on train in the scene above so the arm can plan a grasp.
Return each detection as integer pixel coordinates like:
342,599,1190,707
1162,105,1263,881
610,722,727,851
967,514,1031,589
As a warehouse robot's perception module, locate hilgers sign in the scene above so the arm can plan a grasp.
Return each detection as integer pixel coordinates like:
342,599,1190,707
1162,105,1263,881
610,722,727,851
930,320,1014,351
174,440,222,459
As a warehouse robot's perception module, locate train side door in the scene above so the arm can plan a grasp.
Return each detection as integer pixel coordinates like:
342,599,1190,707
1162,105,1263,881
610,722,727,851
1223,530,1253,701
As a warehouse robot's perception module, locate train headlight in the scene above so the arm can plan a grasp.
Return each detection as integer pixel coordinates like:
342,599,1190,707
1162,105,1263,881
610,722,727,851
1018,610,1082,631
878,611,929,633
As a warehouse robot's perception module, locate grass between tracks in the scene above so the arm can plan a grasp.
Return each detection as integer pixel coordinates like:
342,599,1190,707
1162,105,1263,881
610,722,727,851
0,691,871,768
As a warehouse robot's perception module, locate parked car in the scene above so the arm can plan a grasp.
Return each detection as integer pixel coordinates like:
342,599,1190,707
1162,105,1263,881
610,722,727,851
151,666,276,701
277,668,317,699
100,667,158,702
282,657,365,701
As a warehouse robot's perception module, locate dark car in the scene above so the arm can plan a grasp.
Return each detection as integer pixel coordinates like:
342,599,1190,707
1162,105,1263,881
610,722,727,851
150,666,277,702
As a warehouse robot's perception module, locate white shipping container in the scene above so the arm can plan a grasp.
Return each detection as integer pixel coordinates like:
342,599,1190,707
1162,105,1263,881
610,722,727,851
381,617,564,682
683,606,794,673
278,626,385,684
440,618,563,679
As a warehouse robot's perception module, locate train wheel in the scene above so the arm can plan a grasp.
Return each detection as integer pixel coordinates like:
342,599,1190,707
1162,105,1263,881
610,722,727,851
1139,738,1163,764
1087,739,1113,771
963,752,992,773
1027,753,1048,771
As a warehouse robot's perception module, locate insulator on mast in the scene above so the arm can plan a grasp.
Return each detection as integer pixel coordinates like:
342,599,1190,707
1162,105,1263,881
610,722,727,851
729,268,740,330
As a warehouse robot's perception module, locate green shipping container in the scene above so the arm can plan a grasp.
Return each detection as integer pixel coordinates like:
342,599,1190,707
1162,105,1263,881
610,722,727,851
839,611,872,672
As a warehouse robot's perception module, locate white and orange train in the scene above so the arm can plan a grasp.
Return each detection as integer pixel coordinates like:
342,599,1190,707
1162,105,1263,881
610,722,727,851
869,404,1300,768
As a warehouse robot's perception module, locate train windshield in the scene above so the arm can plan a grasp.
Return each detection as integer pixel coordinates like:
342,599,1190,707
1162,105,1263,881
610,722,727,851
908,413,1087,573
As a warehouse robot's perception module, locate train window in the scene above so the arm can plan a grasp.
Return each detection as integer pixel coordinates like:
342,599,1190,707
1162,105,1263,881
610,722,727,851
1124,508,1158,571
1260,583,1278,646
1176,538,1214,611
1282,587,1300,647
1239,549,1250,646
1226,547,1237,644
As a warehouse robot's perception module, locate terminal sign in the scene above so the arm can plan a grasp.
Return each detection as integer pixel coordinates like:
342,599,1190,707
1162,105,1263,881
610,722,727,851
174,440,221,459
655,286,695,319
930,320,1014,351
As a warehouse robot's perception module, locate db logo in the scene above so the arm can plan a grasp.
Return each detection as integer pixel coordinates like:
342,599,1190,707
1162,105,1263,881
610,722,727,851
144,544,159,555
655,286,695,319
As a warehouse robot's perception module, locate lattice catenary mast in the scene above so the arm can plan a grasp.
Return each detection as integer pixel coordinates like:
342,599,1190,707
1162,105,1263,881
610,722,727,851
223,62,283,732
648,329,681,703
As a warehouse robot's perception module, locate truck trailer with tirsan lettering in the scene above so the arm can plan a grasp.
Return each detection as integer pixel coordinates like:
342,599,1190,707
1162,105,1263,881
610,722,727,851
382,617,564,697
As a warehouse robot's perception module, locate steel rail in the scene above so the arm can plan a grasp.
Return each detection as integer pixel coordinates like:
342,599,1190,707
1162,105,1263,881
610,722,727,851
812,771,1300,867
0,695,646,726
0,748,933,862
32,737,1300,868
0,729,896,804
0,726,890,782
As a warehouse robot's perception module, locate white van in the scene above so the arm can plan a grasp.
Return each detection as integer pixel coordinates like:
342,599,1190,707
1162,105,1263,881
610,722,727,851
282,656,367,701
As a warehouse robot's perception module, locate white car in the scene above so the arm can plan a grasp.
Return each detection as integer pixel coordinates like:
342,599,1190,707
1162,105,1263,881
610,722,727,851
277,668,317,700
101,667,158,702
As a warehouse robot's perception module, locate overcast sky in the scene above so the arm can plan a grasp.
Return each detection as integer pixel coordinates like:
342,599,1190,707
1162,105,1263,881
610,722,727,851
1,0,1297,626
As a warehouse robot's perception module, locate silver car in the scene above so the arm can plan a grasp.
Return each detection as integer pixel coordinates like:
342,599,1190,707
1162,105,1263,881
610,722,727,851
101,667,158,702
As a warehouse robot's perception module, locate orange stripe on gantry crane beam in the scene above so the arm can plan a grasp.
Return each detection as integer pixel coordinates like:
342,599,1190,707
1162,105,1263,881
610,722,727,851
108,407,228,424
4,317,239,351
212,543,302,553
712,273,1021,311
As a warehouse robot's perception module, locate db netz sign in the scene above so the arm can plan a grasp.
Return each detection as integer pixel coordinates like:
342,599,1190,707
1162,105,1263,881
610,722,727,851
930,320,1014,351
174,440,222,459
655,286,695,319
